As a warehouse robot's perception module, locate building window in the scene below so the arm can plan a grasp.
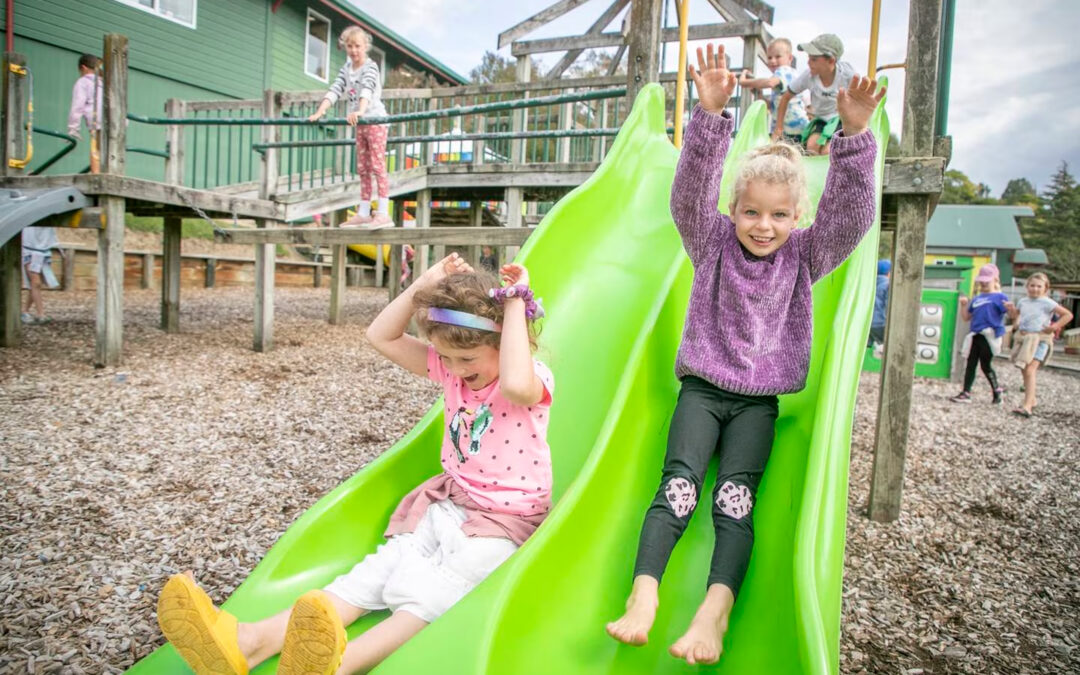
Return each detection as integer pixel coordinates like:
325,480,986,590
113,0,196,29
306,9,331,82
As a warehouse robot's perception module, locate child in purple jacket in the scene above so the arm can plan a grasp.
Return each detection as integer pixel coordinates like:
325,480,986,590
607,43,883,665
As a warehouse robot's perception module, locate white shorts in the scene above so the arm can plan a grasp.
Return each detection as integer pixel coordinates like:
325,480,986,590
324,500,517,623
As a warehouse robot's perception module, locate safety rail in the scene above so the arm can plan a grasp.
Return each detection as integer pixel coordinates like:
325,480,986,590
29,126,78,175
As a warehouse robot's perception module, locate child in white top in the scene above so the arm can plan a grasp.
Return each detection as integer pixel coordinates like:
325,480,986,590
773,34,858,156
738,38,808,142
1007,272,1073,417
309,27,392,227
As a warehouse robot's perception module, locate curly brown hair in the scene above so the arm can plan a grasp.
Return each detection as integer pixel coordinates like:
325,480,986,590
413,272,540,351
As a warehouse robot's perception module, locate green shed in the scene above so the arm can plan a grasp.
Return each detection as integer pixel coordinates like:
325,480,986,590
0,0,467,179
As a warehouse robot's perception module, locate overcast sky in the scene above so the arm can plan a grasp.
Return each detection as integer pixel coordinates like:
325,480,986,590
348,0,1080,196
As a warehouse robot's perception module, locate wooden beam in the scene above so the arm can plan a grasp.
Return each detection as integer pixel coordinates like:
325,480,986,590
415,189,432,275
95,34,128,368
512,22,760,56
626,0,662,105
217,226,537,247
545,0,630,80
1,51,27,179
498,0,597,49
511,56,532,165
389,198,405,300
882,156,946,194
869,0,944,523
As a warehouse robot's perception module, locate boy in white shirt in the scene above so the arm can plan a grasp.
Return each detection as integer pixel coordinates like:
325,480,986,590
773,34,859,155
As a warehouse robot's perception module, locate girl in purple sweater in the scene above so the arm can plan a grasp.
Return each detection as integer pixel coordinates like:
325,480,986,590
607,43,883,665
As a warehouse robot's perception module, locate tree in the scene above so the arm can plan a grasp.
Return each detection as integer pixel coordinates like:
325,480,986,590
1000,177,1037,206
940,169,997,205
1020,162,1080,280
469,51,542,84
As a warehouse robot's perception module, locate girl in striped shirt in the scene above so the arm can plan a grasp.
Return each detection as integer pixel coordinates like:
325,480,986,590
309,27,391,227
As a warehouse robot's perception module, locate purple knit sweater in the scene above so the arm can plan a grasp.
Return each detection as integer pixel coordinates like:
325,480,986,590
672,106,878,396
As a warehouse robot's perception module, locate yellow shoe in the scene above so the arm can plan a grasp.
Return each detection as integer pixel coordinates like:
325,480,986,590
278,591,347,675
157,574,248,675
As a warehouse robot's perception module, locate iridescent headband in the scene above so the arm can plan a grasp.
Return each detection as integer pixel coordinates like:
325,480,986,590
427,307,502,333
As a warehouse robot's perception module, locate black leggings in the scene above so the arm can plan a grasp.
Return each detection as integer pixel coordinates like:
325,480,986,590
963,333,999,393
633,376,778,596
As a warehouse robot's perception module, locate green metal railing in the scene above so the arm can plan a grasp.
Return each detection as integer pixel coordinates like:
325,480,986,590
29,126,78,175
118,86,646,194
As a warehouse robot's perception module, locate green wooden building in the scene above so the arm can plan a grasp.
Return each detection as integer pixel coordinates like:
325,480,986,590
0,0,466,179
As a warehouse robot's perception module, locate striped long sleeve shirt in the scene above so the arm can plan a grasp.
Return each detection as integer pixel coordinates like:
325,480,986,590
323,60,386,118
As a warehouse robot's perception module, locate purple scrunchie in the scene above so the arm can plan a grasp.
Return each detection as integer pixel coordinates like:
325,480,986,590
489,284,545,320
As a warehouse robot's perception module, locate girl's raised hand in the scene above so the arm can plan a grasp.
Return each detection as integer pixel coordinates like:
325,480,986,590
500,263,530,288
688,43,737,114
837,76,885,137
417,253,473,289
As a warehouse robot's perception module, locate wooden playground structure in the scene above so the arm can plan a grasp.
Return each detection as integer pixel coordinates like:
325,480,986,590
0,0,951,523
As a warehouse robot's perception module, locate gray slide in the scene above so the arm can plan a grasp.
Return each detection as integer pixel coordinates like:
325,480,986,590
0,187,88,247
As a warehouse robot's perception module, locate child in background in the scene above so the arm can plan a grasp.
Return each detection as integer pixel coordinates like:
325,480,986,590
607,43,882,665
868,259,890,347
738,38,809,143
1007,272,1073,417
951,264,1010,404
67,53,102,174
157,254,554,675
309,27,391,228
21,226,64,324
773,34,858,155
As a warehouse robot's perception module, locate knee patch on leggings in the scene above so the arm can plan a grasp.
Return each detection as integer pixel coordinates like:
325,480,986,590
715,480,754,520
663,475,699,518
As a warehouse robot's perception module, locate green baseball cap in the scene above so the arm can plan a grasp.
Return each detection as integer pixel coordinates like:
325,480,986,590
798,34,844,59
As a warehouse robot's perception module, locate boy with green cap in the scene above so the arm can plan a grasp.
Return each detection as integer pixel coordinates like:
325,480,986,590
773,33,859,155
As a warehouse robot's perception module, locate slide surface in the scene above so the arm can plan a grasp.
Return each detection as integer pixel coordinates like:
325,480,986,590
129,83,888,674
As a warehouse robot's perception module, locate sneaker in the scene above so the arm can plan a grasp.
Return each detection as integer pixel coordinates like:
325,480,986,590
340,213,373,228
366,213,393,229
992,388,1005,405
949,391,972,403
20,312,34,324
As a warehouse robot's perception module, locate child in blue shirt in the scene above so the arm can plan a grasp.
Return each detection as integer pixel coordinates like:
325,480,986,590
951,264,1012,404
737,38,809,143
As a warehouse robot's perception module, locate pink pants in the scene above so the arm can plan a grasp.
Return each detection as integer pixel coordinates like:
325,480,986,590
355,124,389,201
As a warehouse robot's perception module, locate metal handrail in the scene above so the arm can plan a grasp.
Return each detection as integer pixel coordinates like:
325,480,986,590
29,126,78,175
252,127,636,153
126,88,627,127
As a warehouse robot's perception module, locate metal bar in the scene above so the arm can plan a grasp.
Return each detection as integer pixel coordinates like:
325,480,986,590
29,126,79,175
251,127,640,151
226,110,233,185
126,146,169,159
125,88,628,127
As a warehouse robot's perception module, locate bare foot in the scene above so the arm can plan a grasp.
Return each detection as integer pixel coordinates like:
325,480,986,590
669,583,734,665
606,575,659,646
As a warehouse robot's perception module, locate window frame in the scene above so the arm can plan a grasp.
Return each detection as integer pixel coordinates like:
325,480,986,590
305,8,332,83
112,0,197,30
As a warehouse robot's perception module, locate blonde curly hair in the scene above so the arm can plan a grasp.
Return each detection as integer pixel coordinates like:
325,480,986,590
338,26,371,51
729,142,809,217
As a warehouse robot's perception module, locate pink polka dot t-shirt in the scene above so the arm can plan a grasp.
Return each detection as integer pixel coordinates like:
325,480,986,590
428,345,554,516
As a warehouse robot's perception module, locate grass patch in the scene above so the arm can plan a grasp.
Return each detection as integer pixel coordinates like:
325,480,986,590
124,214,217,240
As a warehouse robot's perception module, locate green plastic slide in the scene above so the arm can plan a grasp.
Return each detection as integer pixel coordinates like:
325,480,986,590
129,82,888,674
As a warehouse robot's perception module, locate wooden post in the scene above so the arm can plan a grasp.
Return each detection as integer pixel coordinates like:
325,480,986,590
415,189,432,276
374,244,385,287
1,52,27,346
62,248,75,291
504,186,523,262
558,101,573,163
511,57,531,164
205,258,216,287
740,35,758,121
0,232,20,347
254,89,279,352
868,0,943,523
595,99,609,162
329,209,347,325
395,120,406,173
161,99,184,333
469,200,484,268
141,253,154,289
625,0,663,107
95,34,128,368
472,115,486,166
389,198,404,299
